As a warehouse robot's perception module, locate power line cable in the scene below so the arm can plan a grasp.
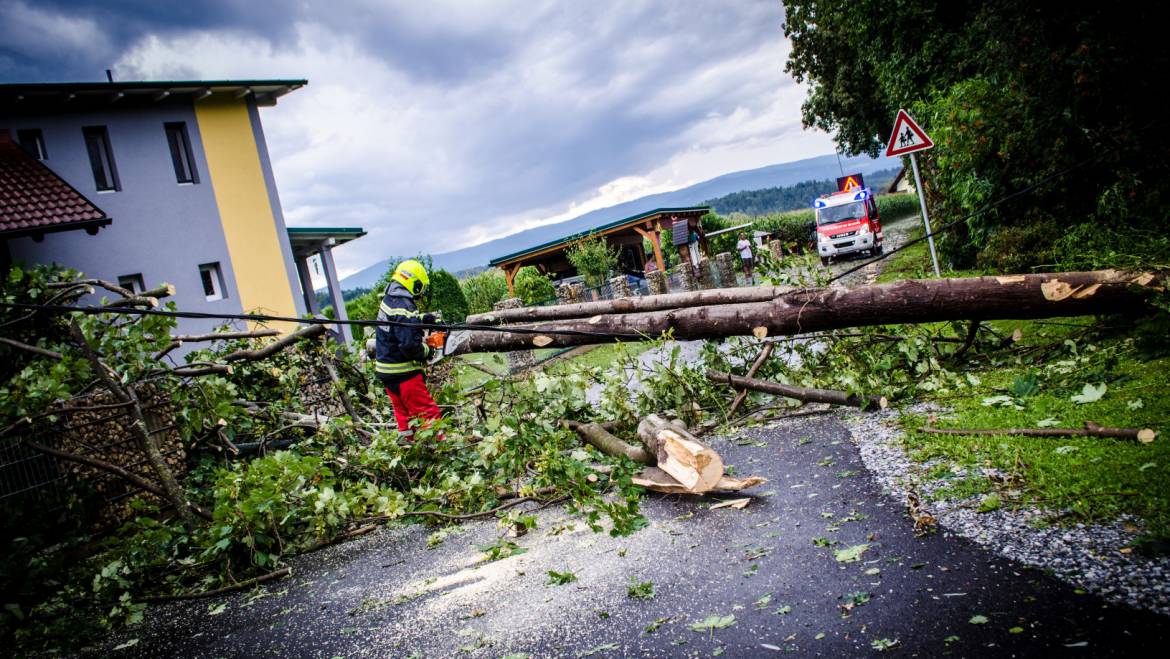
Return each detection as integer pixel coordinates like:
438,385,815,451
0,302,647,341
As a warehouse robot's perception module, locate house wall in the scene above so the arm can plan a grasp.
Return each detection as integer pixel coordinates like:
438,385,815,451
2,94,304,342
193,96,301,330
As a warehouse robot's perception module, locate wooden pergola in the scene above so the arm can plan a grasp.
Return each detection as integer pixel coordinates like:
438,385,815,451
489,207,711,294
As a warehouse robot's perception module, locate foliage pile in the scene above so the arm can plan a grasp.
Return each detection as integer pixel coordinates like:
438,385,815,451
783,1,1170,272
0,265,644,654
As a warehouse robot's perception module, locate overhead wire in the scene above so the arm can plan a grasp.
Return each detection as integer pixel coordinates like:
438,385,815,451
0,300,647,340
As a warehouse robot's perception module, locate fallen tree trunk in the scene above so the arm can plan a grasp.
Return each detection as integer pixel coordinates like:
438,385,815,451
637,414,723,492
466,286,795,325
708,370,887,410
727,343,774,417
563,420,654,465
921,422,1156,443
453,270,1162,354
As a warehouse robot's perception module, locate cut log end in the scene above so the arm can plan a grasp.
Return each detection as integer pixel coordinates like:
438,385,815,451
1138,428,1157,444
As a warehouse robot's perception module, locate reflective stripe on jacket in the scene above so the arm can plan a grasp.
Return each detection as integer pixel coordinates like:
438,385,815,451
374,281,432,381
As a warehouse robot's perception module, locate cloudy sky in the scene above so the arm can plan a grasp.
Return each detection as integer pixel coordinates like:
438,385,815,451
0,0,837,277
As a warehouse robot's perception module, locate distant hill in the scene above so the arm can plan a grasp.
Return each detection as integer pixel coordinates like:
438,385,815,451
705,167,900,216
340,152,898,290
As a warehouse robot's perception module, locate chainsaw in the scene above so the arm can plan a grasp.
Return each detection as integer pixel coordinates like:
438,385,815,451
427,329,470,364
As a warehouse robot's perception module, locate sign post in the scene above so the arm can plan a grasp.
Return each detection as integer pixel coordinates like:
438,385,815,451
885,109,940,277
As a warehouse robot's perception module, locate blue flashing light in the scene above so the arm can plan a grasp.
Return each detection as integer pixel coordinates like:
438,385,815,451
813,198,827,208
852,189,870,201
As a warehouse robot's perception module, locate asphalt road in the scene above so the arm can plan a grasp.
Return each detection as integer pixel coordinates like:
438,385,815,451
99,413,1170,658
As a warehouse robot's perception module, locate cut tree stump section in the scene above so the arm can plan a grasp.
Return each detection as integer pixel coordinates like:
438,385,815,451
637,414,724,492
921,422,1156,443
708,370,888,410
453,270,1163,354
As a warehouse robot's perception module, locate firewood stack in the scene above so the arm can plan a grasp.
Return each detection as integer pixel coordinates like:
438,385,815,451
50,382,184,528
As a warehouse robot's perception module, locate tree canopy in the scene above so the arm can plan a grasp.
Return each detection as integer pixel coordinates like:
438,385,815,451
783,1,1170,269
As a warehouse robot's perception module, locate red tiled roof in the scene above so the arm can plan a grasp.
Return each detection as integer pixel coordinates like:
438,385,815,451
0,129,110,238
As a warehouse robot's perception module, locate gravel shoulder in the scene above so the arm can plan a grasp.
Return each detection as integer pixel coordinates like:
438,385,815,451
847,405,1170,616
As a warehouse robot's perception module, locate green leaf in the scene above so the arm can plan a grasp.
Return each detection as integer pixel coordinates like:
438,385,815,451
1070,382,1107,404
113,638,140,650
578,642,619,657
969,614,989,625
689,614,737,633
546,570,578,586
834,544,869,563
207,602,227,616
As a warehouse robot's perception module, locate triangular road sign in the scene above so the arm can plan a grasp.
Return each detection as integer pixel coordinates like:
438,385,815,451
885,109,934,157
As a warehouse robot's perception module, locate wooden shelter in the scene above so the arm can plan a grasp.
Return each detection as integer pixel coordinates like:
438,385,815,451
489,207,710,293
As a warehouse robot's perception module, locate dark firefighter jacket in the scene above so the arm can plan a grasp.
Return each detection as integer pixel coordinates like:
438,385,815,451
374,280,433,385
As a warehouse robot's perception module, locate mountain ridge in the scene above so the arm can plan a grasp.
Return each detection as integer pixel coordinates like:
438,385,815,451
340,152,897,289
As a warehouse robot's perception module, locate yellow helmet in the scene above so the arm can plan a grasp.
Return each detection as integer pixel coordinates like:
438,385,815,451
392,259,430,297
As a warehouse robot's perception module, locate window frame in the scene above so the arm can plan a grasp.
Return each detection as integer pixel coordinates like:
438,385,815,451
82,126,120,192
117,274,146,295
198,263,226,302
164,122,199,185
16,128,47,160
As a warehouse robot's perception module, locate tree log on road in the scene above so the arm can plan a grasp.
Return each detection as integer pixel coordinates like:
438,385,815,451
708,370,888,410
466,286,795,325
453,270,1162,354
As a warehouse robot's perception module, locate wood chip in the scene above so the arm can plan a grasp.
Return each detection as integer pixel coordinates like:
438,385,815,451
709,498,751,510
531,335,553,347
995,275,1026,284
752,326,768,339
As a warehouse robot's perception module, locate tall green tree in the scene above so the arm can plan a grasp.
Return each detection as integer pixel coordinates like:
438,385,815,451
783,1,1170,269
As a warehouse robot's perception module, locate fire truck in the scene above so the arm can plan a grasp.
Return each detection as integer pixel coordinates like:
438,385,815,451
813,174,883,266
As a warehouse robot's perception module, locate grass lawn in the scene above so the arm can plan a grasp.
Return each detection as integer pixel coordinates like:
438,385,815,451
871,233,1170,542
899,321,1170,540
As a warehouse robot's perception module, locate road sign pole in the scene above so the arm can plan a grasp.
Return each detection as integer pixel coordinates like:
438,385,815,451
909,152,941,277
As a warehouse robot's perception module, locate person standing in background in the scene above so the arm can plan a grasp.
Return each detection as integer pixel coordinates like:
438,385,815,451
736,232,755,283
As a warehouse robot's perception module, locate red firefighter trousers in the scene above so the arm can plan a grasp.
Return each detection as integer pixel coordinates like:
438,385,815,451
384,374,442,438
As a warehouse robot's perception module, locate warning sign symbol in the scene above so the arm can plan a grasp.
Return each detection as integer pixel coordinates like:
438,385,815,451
885,109,934,157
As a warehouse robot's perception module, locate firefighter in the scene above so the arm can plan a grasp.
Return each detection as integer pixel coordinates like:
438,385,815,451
374,259,445,440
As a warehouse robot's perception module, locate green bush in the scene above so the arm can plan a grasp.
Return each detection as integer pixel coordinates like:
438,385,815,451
460,269,509,315
975,217,1060,273
566,235,620,287
514,266,556,305
420,269,468,323
877,192,918,220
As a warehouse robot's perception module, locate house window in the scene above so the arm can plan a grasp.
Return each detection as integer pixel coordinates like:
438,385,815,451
117,274,145,295
164,122,199,184
199,263,226,301
82,126,120,191
16,129,47,160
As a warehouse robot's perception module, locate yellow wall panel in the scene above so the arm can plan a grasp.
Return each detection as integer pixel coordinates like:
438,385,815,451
195,97,298,329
